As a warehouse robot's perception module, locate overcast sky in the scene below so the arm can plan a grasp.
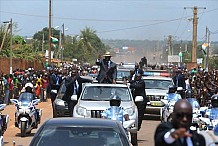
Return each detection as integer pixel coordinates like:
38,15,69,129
0,0,217,41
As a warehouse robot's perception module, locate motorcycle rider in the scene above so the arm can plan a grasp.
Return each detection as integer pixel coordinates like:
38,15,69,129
205,94,218,120
20,82,40,124
164,85,182,101
101,95,129,123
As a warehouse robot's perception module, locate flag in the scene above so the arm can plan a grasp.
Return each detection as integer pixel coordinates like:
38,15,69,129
201,43,209,55
50,36,59,43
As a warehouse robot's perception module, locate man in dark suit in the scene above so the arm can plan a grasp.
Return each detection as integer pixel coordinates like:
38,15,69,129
129,73,147,131
63,70,92,116
49,69,62,115
173,69,186,98
154,99,205,146
96,51,117,84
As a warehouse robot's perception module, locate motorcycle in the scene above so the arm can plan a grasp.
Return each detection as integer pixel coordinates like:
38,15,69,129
101,106,137,145
160,99,177,122
0,103,9,146
10,92,41,137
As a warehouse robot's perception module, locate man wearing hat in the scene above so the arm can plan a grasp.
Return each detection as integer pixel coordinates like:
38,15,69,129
96,51,117,84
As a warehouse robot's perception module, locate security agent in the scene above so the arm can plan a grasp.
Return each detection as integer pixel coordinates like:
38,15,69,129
101,95,129,123
155,99,205,146
129,73,147,131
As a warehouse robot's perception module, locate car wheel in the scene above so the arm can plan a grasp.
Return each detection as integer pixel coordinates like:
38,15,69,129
53,111,57,118
131,132,137,146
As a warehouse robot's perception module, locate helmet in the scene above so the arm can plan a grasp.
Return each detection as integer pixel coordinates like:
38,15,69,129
211,95,218,108
109,95,121,106
25,82,33,93
186,89,194,98
25,82,33,88
168,85,177,93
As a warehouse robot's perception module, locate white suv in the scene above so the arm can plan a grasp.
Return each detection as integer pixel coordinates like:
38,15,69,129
72,83,143,145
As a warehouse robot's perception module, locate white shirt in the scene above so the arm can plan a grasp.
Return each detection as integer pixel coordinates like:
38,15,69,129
73,80,79,95
164,129,193,146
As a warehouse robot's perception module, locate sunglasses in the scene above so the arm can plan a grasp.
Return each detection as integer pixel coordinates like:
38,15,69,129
175,112,192,120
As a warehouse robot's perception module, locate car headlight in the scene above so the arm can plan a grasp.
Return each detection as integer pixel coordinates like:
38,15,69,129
76,106,87,116
56,99,65,106
125,107,135,116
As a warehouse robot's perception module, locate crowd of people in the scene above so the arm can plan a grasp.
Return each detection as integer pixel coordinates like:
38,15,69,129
1,50,218,145
0,64,97,106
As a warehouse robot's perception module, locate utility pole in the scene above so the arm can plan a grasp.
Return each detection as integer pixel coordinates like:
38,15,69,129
184,6,206,64
206,27,210,71
9,18,12,74
48,0,52,65
167,35,172,64
62,23,65,63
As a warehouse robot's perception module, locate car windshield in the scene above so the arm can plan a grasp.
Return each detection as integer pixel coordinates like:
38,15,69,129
117,70,130,79
18,92,34,106
34,126,124,146
81,86,131,101
144,79,172,90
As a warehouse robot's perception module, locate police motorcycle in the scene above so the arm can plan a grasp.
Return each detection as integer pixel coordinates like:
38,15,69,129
160,85,182,122
10,83,41,137
0,102,9,146
101,95,143,145
195,94,218,131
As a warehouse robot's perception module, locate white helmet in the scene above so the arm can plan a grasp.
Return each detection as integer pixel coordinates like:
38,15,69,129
25,82,33,89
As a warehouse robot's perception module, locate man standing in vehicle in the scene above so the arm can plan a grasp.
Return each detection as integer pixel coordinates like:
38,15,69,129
96,51,117,84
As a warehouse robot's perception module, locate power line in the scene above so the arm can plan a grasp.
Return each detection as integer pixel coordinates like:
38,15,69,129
0,7,218,23
173,9,186,36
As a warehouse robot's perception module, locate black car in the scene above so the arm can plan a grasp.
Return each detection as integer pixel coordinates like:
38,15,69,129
29,118,131,146
53,80,70,117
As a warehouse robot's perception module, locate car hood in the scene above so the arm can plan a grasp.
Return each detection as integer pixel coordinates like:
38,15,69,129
145,89,168,96
76,100,135,110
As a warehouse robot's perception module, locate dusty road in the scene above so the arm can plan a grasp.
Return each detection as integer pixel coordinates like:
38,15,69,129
2,99,160,146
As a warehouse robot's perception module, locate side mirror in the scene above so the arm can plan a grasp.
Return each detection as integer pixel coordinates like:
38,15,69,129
177,87,183,91
0,104,6,111
51,90,57,94
33,99,40,105
135,96,144,102
10,99,19,105
71,95,77,101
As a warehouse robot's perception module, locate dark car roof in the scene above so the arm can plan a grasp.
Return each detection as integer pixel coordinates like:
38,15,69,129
43,117,121,127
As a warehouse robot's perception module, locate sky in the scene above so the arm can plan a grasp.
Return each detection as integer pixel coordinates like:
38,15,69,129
0,0,218,41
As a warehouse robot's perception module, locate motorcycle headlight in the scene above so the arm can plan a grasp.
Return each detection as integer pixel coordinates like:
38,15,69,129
18,108,24,113
76,106,87,116
25,108,31,114
56,99,65,106
125,107,135,116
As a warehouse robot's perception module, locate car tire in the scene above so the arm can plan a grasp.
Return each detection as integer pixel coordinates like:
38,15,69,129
131,132,137,146
53,111,57,118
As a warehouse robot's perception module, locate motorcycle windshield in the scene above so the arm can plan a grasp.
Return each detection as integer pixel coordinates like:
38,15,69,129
186,98,200,109
167,94,180,102
18,93,34,106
